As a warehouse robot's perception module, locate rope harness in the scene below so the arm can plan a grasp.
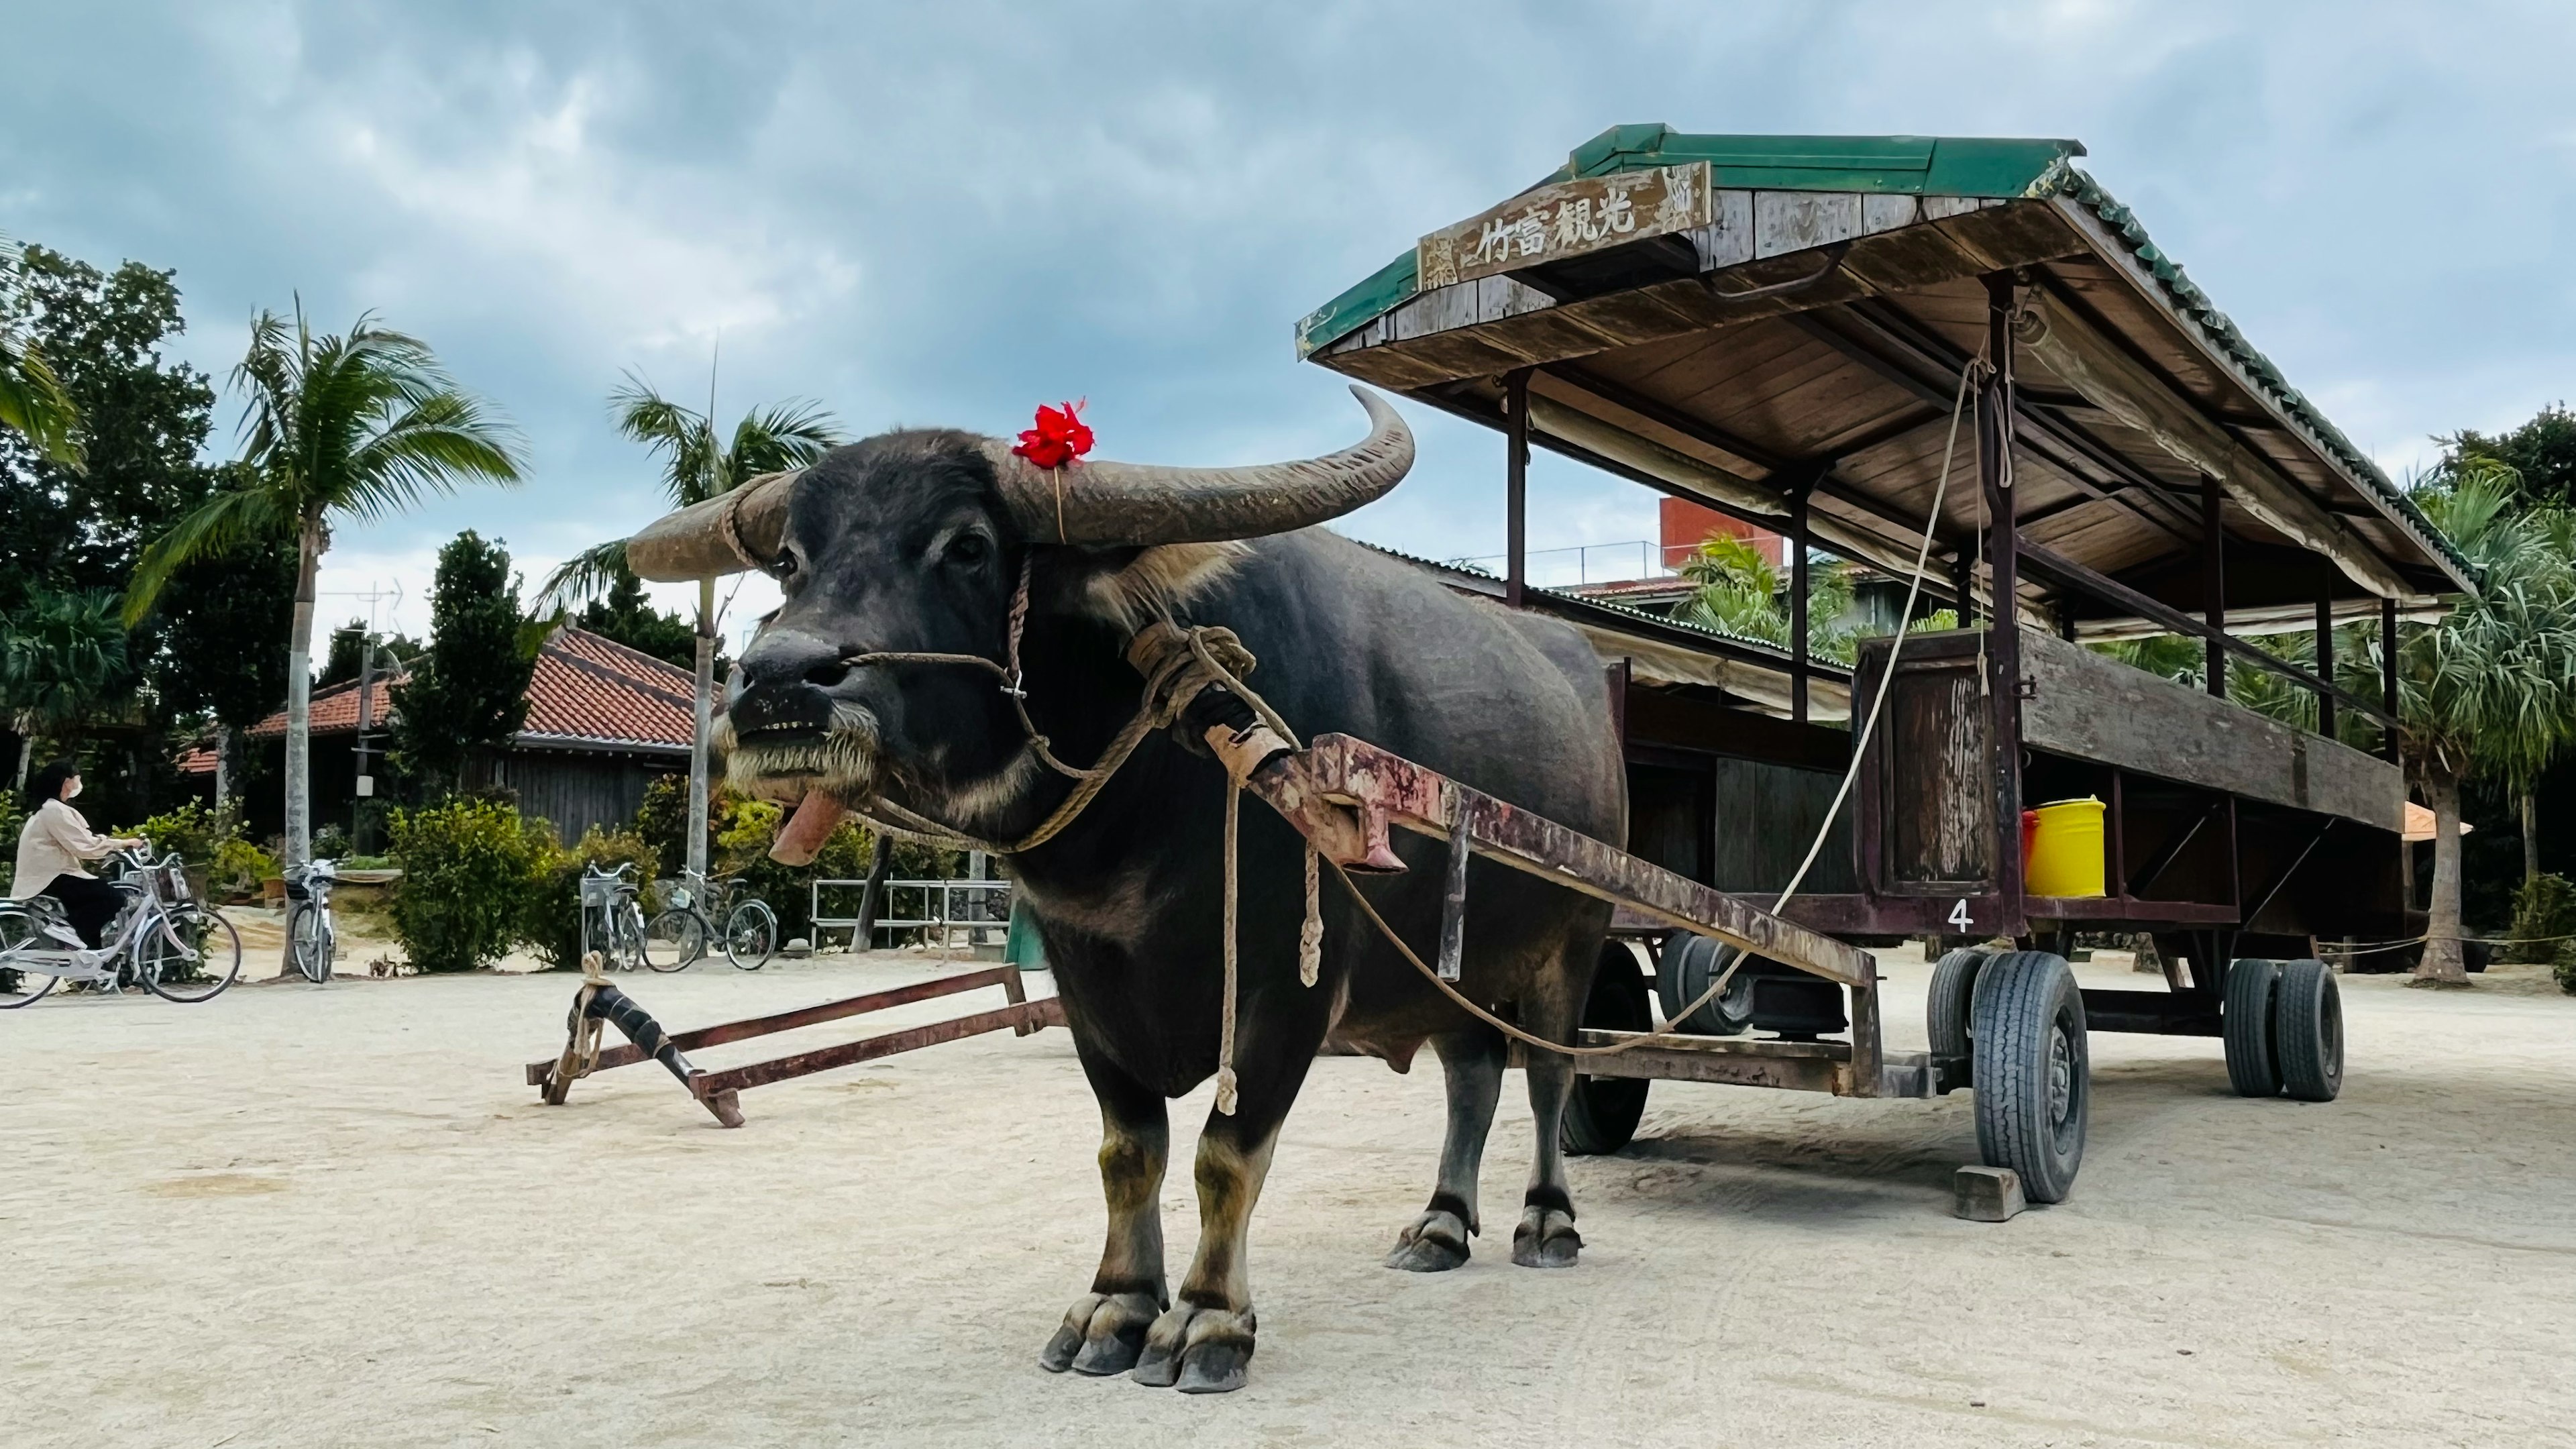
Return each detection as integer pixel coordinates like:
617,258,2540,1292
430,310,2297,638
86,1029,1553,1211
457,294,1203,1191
819,358,1983,1103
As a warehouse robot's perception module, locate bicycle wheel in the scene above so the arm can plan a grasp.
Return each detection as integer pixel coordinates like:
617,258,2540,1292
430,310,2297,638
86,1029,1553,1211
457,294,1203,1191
0,908,66,1008
139,910,243,1004
644,908,705,971
614,904,650,971
288,905,333,983
724,900,778,971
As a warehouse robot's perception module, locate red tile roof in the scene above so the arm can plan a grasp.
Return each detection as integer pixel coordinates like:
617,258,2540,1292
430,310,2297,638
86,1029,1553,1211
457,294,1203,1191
237,627,696,755
519,627,696,753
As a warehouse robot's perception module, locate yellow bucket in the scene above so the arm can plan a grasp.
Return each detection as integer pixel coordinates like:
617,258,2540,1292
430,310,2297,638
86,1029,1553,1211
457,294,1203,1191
2026,797,2106,898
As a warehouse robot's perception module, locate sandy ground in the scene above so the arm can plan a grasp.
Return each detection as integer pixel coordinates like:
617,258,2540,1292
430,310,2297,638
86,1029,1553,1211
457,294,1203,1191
5,945,2573,1449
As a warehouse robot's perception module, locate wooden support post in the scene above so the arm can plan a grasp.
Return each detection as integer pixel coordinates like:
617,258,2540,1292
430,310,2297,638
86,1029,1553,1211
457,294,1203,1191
2316,589,2337,741
1790,483,1811,723
2202,476,2226,698
1435,798,1472,981
1949,551,1974,627
1979,272,2025,928
853,832,894,951
2380,595,2400,763
1505,368,1531,609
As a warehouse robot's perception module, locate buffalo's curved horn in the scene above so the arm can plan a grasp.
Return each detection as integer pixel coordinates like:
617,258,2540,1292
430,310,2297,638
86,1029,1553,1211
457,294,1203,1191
622,386,1415,580
625,470,802,582
979,384,1413,545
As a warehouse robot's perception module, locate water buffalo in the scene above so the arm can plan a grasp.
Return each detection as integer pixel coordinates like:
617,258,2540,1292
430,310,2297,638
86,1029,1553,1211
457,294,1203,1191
627,388,1625,1393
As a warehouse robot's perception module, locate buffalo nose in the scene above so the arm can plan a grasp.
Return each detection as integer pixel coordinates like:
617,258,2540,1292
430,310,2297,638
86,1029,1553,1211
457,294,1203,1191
741,628,850,691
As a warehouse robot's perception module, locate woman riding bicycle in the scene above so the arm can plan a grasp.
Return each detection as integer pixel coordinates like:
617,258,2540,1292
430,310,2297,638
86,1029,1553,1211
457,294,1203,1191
10,761,146,948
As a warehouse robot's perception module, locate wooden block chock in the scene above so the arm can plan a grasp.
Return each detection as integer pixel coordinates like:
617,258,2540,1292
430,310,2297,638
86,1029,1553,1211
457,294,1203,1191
1953,1165,2027,1222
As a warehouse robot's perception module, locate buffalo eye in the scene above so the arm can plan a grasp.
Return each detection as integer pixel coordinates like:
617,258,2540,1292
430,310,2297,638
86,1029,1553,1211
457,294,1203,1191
767,548,800,584
945,533,992,568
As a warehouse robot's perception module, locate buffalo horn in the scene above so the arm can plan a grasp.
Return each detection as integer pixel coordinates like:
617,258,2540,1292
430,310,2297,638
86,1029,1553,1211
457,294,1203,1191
621,385,1414,580
978,384,1413,545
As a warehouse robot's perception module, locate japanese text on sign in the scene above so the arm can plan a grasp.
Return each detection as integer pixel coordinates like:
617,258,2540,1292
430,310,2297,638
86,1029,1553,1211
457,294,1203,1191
1417,161,1712,288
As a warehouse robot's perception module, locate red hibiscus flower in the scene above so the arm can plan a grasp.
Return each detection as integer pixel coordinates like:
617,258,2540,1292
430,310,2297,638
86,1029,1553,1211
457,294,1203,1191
1011,399,1093,470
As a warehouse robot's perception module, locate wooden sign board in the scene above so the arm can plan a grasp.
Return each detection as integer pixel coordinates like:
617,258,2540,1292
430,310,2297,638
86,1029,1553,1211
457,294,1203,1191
1418,161,1712,288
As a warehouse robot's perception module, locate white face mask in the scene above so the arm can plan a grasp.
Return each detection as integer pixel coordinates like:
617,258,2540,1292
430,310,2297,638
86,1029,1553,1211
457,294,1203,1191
64,780,80,800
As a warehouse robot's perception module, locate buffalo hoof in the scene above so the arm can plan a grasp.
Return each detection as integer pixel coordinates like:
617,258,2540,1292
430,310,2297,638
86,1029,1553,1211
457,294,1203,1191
1038,1290,1161,1376
1384,1208,1472,1272
1130,1302,1256,1393
1511,1206,1581,1269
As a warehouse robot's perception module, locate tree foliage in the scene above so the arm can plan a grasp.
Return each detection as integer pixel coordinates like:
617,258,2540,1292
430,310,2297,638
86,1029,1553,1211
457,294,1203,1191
2446,402,2576,512
0,234,82,469
392,531,536,787
1670,534,1953,664
574,561,695,669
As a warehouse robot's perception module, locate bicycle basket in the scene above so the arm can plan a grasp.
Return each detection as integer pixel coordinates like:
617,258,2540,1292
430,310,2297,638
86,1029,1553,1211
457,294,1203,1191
578,873,625,908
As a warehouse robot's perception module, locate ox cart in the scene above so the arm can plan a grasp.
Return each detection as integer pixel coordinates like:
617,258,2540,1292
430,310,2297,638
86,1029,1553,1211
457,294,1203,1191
1290,127,2464,1206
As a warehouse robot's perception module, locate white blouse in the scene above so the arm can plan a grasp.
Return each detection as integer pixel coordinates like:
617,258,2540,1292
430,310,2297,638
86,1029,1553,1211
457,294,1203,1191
10,798,118,898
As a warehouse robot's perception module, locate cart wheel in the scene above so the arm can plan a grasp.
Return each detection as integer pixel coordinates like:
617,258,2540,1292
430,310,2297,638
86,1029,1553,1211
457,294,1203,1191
1927,947,1992,1061
1970,950,2088,1204
2222,958,2283,1097
2271,959,2343,1102
1655,931,1752,1036
1562,945,1650,1157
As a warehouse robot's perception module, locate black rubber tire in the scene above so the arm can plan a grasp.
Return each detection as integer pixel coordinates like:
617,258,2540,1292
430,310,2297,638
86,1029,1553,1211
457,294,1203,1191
1970,950,2088,1204
1562,945,1651,1157
1654,930,1752,1036
2222,958,2283,1097
2271,958,2343,1102
643,908,707,972
1927,947,1991,1061
289,905,332,983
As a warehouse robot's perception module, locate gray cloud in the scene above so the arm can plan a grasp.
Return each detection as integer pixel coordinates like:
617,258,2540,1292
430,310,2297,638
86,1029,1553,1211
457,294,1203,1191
6,1,2571,637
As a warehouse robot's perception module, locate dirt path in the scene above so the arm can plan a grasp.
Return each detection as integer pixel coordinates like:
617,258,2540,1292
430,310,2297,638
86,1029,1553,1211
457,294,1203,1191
3,950,2571,1447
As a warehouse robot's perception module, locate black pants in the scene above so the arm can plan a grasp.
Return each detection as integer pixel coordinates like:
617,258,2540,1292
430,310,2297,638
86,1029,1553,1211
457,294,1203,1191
37,873,122,948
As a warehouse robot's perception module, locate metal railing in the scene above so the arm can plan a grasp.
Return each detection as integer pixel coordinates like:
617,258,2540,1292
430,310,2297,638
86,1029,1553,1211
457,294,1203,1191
809,877,1013,952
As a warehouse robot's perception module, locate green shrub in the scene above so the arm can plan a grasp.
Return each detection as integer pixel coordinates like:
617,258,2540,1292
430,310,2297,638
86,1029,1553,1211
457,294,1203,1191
519,822,661,971
313,824,354,861
2506,873,2575,964
713,796,957,942
209,837,276,900
119,800,234,865
388,798,539,973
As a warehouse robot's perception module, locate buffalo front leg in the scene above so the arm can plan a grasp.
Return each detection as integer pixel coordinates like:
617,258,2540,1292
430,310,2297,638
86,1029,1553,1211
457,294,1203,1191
1387,1026,1505,1272
1513,966,1584,1269
1040,1050,1169,1377
1132,1036,1317,1395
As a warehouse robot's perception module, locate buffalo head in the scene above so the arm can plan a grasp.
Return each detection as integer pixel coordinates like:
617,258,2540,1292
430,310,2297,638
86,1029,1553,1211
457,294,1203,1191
622,386,1412,855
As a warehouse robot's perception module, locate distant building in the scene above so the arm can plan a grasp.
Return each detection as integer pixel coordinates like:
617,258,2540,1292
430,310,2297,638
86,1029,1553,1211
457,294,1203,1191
188,626,695,844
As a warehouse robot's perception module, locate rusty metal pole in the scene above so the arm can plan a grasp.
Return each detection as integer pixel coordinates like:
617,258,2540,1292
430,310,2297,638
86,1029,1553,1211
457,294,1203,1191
1789,484,1810,723
2381,594,2401,763
1979,272,2024,929
2202,478,2226,698
2316,588,2336,741
1505,369,1531,610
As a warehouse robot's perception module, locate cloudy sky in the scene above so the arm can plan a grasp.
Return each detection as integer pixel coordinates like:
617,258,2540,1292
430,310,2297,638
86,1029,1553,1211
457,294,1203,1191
6,1,2571,644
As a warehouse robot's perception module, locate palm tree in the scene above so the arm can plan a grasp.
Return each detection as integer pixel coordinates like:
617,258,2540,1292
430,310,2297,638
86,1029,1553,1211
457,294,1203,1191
125,305,523,865
2378,468,2576,982
1,588,128,788
1672,533,1951,664
539,375,838,880
0,234,83,470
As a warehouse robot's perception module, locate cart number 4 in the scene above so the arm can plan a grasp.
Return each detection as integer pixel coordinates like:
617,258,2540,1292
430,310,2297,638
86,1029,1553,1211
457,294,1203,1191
1948,898,1974,931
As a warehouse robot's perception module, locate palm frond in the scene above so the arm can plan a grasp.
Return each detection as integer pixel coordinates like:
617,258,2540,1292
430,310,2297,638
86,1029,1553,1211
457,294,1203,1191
123,488,293,625
535,539,632,612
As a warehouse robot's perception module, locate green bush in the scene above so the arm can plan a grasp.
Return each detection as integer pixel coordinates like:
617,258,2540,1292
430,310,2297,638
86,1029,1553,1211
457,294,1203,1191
209,837,276,900
2555,938,2576,996
2505,873,2575,964
388,798,539,973
712,796,957,943
119,800,233,864
519,822,661,971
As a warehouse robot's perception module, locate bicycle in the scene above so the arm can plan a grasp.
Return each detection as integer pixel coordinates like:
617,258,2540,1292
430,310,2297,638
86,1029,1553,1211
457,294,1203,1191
579,862,692,972
283,857,337,984
651,870,779,971
0,847,244,1008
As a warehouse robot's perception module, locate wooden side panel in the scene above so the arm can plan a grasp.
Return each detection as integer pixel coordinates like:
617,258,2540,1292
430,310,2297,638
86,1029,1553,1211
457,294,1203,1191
2017,627,2403,827
1884,659,1993,887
